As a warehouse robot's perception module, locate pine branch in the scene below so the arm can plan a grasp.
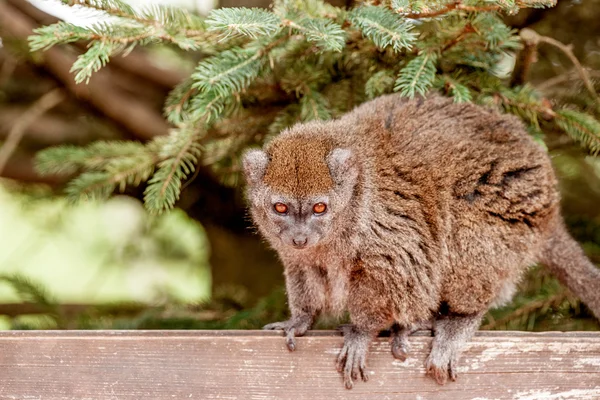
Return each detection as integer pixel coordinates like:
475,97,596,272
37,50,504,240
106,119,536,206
36,141,150,175
395,53,438,98
144,127,203,214
62,0,207,39
300,91,331,121
518,28,599,104
0,274,57,309
365,70,395,99
283,17,345,52
206,8,282,40
164,78,197,126
192,47,265,98
348,6,416,52
0,89,65,174
435,75,472,103
555,109,600,156
397,0,557,19
482,292,567,330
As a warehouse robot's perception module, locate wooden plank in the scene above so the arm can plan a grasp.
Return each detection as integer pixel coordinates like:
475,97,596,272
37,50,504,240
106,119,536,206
0,330,599,399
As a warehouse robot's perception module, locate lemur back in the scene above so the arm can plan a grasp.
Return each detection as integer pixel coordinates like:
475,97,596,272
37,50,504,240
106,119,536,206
243,94,600,389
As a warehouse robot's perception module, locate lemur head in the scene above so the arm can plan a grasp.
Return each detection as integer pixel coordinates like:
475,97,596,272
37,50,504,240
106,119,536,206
243,129,359,251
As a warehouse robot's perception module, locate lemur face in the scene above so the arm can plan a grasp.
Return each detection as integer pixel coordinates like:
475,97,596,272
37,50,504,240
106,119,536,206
260,192,333,249
242,132,358,251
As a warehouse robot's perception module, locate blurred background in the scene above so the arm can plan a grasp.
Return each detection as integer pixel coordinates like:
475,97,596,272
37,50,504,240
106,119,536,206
0,0,598,331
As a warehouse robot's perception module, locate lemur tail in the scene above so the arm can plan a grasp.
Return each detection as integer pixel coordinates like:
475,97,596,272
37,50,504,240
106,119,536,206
540,222,600,320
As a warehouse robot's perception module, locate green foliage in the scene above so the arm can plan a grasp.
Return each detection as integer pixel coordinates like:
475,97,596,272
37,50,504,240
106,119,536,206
555,110,600,156
348,6,416,52
192,47,265,98
395,53,438,98
0,274,56,308
144,127,203,213
435,75,472,103
365,70,396,99
286,17,346,52
28,0,599,217
300,91,332,121
206,8,282,39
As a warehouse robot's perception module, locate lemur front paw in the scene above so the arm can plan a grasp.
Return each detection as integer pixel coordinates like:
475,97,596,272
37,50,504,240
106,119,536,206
336,325,371,389
262,315,311,352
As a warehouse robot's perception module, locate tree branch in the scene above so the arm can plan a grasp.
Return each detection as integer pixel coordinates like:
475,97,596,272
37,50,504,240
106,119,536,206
0,1,170,140
0,88,65,174
517,28,598,103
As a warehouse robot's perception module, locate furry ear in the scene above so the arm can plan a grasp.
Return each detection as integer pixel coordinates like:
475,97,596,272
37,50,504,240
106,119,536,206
242,149,269,185
327,148,358,187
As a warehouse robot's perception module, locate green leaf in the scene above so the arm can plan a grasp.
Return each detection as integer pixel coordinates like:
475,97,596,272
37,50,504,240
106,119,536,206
144,127,203,214
189,90,237,124
435,75,472,103
71,41,124,84
192,47,265,97
348,6,416,52
286,17,345,52
61,0,136,16
29,22,92,51
300,91,331,121
390,0,411,13
65,171,116,202
365,70,395,99
555,109,600,156
35,145,89,175
394,53,438,98
0,274,57,308
206,8,282,39
164,78,196,125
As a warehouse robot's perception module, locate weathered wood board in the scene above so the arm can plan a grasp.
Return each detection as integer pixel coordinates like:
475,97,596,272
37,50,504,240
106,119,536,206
0,330,599,399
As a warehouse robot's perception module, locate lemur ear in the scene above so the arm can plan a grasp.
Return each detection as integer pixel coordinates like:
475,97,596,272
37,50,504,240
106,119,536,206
327,148,358,186
242,149,269,185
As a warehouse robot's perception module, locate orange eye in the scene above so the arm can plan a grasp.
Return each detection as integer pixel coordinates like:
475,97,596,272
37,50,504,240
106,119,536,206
313,202,327,214
274,203,288,214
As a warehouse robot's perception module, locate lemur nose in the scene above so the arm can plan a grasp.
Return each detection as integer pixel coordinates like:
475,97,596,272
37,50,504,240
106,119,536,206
293,238,308,247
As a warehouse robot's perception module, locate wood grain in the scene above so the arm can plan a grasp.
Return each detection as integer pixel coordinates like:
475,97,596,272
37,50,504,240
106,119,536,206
0,330,599,399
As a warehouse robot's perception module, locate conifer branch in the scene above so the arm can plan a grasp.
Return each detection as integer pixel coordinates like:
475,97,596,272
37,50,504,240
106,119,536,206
518,28,599,104
482,291,567,330
300,90,331,121
283,17,345,52
397,0,556,19
395,53,438,98
206,8,282,40
62,0,207,39
555,110,600,156
144,127,203,214
348,6,416,52
0,89,65,174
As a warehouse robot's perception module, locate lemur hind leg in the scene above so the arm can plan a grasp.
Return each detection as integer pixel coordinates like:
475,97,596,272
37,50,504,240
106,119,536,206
425,312,484,385
390,320,433,361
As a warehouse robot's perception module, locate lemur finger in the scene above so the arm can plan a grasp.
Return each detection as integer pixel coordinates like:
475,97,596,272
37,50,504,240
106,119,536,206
343,349,355,390
285,328,297,352
336,344,348,373
359,354,369,382
262,321,286,330
448,358,458,382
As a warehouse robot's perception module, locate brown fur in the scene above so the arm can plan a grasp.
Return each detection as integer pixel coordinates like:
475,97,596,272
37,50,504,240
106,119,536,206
243,94,600,389
263,136,335,197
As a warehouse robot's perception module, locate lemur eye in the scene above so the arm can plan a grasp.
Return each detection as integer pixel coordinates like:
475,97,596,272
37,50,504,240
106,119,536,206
313,202,327,214
274,203,288,214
